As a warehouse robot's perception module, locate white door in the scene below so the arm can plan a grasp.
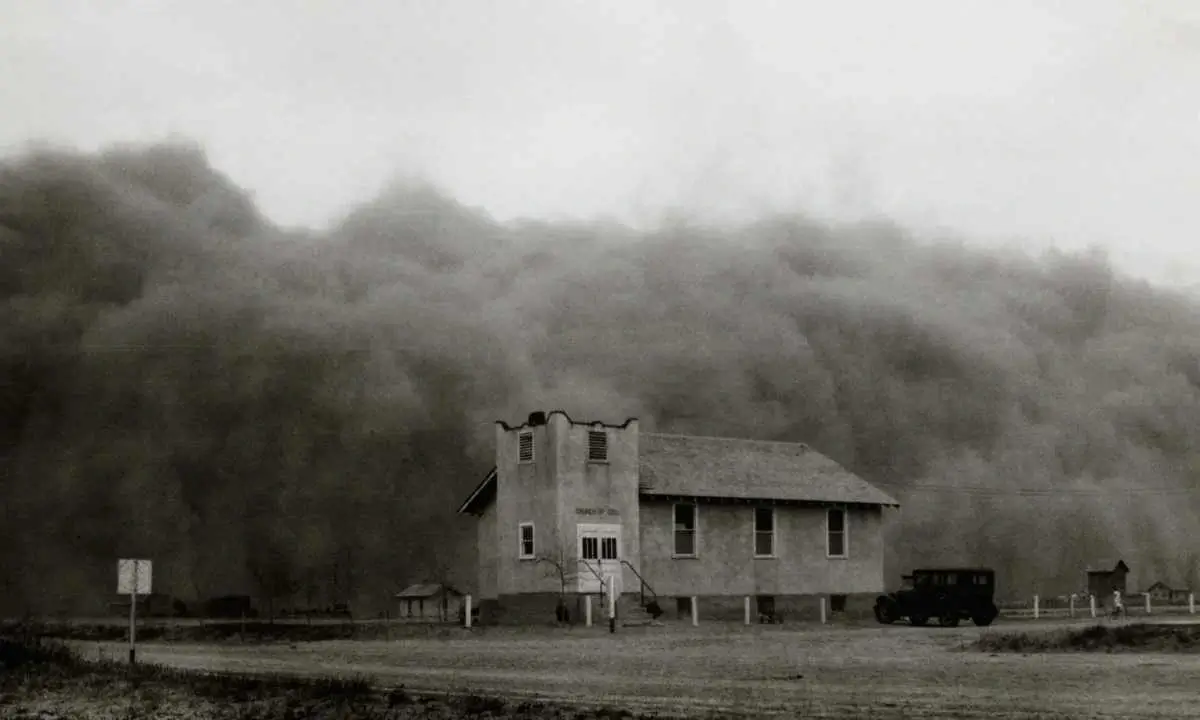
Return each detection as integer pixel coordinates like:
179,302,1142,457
577,523,622,596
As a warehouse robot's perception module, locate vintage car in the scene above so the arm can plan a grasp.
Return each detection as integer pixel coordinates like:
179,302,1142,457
874,568,999,627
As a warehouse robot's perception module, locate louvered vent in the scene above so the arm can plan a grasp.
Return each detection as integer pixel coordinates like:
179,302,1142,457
518,431,534,463
587,430,607,463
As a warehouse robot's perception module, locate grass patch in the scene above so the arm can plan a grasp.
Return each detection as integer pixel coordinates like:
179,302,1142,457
0,634,674,718
976,623,1200,653
0,618,468,644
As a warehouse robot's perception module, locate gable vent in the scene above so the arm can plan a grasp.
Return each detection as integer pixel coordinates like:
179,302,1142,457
518,431,534,463
588,430,608,463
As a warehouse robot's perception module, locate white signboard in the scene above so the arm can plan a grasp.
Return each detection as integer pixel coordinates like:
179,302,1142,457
117,559,152,596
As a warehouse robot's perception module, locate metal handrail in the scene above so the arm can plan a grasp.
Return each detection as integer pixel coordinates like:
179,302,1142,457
619,559,658,608
577,558,605,583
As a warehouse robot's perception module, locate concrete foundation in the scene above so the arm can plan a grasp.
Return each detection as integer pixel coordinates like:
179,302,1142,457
476,591,878,625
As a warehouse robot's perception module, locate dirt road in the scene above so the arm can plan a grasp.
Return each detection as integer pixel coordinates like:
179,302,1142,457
82,620,1200,719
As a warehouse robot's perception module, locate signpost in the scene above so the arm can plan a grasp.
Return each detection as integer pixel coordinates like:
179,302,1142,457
117,559,152,665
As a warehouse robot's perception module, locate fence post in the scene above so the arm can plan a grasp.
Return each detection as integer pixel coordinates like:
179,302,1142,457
1190,593,1195,615
820,596,827,624
1143,593,1151,615
585,595,592,627
691,596,699,627
744,596,751,626
1033,595,1039,620
465,595,472,628
608,579,616,634
1069,594,1075,618
1090,594,1096,618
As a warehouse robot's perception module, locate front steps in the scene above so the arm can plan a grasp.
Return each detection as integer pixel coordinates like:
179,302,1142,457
619,595,664,627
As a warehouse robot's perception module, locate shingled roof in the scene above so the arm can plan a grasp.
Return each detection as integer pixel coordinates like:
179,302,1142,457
395,583,462,599
1085,559,1129,574
457,429,900,514
638,432,899,507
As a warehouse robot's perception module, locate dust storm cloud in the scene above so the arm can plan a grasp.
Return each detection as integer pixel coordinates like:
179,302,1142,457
2,141,1198,614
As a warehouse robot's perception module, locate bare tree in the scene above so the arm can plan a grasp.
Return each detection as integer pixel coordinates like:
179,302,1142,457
536,538,594,624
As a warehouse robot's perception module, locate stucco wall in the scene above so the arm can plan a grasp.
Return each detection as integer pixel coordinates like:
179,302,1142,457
638,499,885,596
495,422,560,595
476,503,498,600
551,414,641,594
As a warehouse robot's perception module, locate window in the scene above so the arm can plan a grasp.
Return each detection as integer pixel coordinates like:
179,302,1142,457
581,536,598,560
601,537,618,560
830,594,847,613
518,522,535,559
676,597,693,616
518,431,534,464
588,430,608,463
754,507,775,557
673,503,697,556
827,508,847,558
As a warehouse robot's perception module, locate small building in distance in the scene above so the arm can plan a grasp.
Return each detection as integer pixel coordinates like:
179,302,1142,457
1145,581,1190,604
457,410,900,625
1085,559,1129,598
395,583,464,622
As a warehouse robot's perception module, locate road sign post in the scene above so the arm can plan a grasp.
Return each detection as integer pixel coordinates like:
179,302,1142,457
129,566,136,665
117,559,152,665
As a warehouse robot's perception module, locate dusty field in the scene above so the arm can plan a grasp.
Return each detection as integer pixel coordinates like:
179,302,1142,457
73,618,1200,719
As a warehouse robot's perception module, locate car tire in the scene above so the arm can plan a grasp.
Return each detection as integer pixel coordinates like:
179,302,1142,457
972,612,996,627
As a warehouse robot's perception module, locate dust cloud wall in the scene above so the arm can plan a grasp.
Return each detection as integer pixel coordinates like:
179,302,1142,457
2,141,1198,614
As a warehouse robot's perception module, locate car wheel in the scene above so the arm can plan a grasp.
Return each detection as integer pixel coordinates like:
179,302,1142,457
972,603,998,627
910,613,928,626
938,615,960,628
874,601,896,625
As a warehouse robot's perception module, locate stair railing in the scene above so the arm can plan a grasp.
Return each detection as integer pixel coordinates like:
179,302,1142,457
619,559,659,609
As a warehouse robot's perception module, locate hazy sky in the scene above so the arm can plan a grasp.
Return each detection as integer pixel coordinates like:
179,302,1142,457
3,0,1198,285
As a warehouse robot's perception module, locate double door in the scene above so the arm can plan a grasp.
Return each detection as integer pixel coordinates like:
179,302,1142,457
577,523,622,598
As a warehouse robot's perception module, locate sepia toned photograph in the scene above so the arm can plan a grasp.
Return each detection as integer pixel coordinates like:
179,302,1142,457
1,1,1198,718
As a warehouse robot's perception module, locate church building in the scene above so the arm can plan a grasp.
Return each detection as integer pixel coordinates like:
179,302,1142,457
457,410,900,624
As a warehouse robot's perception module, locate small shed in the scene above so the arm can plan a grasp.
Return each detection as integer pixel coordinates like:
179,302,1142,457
1146,581,1172,601
1146,581,1190,604
395,584,463,622
1085,559,1129,598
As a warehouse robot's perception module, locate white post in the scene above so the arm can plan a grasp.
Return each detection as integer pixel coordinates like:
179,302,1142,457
820,596,827,624
1033,594,1039,620
1069,594,1075,618
1144,593,1151,615
744,596,751,625
691,596,698,627
608,579,616,633
464,595,472,628
1090,594,1096,618
1190,593,1195,615
128,561,138,665
585,595,593,627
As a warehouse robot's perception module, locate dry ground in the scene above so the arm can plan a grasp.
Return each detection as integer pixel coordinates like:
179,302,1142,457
71,617,1200,719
